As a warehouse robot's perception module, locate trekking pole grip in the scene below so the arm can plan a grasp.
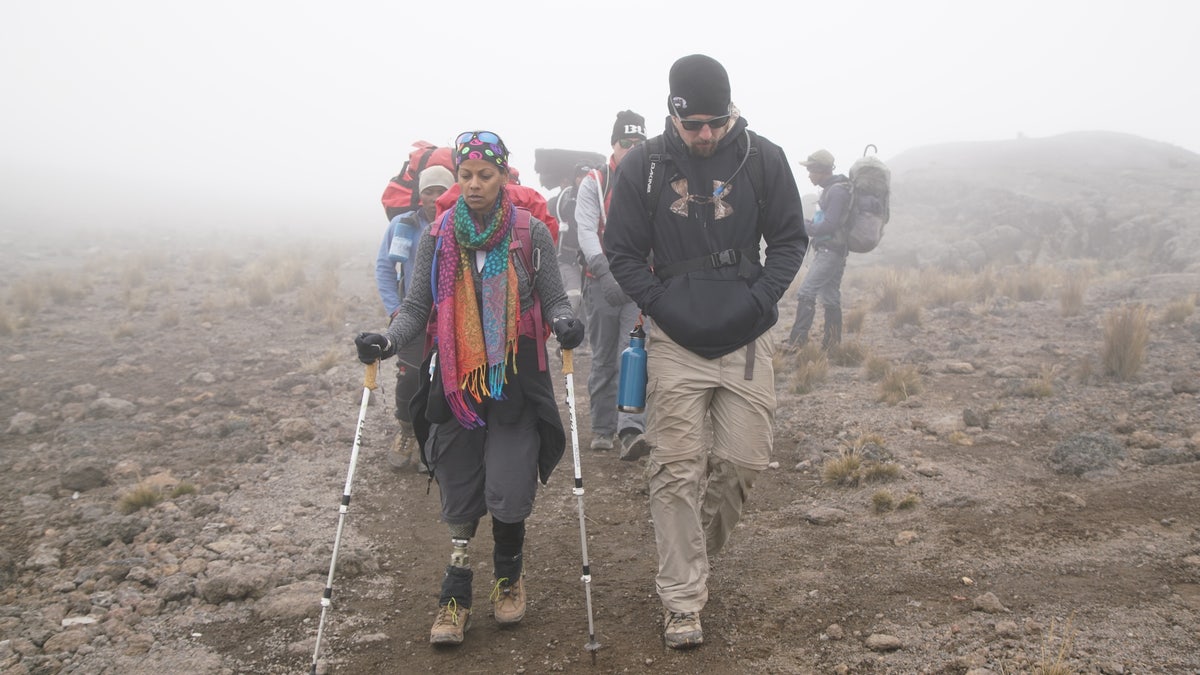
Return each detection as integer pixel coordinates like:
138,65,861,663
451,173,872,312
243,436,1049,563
562,349,574,375
364,361,379,389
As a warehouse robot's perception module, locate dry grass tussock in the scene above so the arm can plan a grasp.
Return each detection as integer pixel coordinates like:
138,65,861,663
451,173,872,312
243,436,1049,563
116,481,197,515
828,340,866,367
822,435,901,488
918,269,976,308
891,303,922,329
786,342,828,394
873,269,909,312
844,306,866,334
1159,294,1196,325
1059,272,1088,317
8,279,43,315
879,364,922,405
299,269,346,329
1101,304,1150,381
864,354,890,382
1020,364,1059,399
998,264,1057,302
871,488,921,513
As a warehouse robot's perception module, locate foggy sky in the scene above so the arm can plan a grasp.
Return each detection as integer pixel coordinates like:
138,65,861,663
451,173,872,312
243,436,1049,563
2,0,1197,238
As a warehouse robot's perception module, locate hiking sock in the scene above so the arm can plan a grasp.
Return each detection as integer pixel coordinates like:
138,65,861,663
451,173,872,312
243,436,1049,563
439,565,473,608
491,517,526,581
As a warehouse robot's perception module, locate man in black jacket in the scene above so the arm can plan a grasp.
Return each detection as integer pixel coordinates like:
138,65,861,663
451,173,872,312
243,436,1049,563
603,53,807,650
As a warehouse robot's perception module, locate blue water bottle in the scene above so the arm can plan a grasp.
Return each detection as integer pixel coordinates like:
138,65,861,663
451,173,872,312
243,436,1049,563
617,322,647,413
388,219,418,263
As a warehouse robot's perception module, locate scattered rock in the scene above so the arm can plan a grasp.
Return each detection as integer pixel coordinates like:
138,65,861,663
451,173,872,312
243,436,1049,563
87,398,137,419
253,580,323,621
1050,432,1125,476
60,462,109,492
6,411,40,435
41,629,90,654
864,633,902,651
277,418,316,442
962,407,991,429
973,591,1009,613
805,507,850,526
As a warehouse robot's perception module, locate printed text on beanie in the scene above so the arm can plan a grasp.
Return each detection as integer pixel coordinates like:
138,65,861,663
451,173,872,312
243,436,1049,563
611,110,647,145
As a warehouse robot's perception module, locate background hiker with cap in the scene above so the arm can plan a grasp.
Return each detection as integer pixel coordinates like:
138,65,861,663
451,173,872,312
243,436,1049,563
786,149,851,350
374,165,454,470
354,130,585,647
603,55,806,649
575,110,651,459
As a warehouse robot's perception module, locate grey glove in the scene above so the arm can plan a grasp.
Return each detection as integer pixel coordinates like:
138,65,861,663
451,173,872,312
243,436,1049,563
588,254,629,307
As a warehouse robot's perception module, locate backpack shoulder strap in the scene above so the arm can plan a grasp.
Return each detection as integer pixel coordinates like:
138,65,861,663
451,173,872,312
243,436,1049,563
642,136,670,225
508,208,549,371
743,130,768,220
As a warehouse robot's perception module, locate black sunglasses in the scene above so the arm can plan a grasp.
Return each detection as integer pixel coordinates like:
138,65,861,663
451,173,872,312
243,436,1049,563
617,138,644,149
675,114,730,132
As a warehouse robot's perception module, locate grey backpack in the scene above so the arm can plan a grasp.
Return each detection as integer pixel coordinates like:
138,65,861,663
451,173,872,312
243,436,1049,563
844,145,891,253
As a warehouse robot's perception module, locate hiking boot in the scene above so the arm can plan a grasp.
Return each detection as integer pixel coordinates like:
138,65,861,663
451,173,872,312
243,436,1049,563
490,576,526,625
386,424,419,471
618,428,650,462
663,610,703,649
590,434,614,451
429,599,471,645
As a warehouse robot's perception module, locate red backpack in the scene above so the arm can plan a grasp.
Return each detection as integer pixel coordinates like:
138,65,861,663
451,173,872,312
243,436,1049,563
381,142,454,221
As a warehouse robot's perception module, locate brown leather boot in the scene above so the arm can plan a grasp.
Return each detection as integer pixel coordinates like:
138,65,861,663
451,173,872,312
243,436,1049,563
491,576,526,625
429,599,471,645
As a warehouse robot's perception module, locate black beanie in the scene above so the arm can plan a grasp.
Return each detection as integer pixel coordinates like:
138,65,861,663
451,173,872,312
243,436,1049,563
668,54,731,118
611,110,647,145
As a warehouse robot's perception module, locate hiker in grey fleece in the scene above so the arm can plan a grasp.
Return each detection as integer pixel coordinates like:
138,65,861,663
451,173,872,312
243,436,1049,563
574,109,650,459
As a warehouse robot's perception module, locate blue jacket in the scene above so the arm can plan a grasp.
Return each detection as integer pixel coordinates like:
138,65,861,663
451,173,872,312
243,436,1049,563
375,209,433,317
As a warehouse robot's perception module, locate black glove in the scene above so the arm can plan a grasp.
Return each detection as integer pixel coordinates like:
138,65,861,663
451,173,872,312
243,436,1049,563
355,332,395,364
552,317,585,350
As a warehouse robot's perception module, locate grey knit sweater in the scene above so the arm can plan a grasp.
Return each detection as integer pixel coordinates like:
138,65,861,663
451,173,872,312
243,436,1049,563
383,215,573,351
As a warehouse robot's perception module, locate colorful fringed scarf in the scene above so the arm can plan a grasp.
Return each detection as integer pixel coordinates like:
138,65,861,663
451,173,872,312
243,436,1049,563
434,193,520,428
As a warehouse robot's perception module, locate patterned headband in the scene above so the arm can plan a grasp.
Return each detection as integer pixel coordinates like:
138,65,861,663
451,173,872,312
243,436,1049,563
454,130,509,170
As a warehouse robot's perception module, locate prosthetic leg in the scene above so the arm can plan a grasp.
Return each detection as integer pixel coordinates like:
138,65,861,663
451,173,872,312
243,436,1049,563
431,519,478,645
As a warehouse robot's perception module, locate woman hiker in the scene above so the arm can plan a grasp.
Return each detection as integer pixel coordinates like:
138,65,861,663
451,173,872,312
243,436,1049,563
354,130,585,645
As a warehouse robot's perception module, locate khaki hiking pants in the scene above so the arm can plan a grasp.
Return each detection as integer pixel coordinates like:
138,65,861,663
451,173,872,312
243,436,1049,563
644,329,776,613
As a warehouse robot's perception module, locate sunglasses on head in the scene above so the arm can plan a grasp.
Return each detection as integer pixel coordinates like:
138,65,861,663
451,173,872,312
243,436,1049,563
675,114,730,132
456,131,502,145
617,138,644,149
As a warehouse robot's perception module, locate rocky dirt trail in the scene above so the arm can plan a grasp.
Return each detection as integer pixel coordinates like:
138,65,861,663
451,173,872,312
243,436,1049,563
1,226,1199,674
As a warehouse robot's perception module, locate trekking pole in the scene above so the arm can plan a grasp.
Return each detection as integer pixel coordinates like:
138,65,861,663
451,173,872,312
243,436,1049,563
310,360,378,675
562,349,602,662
